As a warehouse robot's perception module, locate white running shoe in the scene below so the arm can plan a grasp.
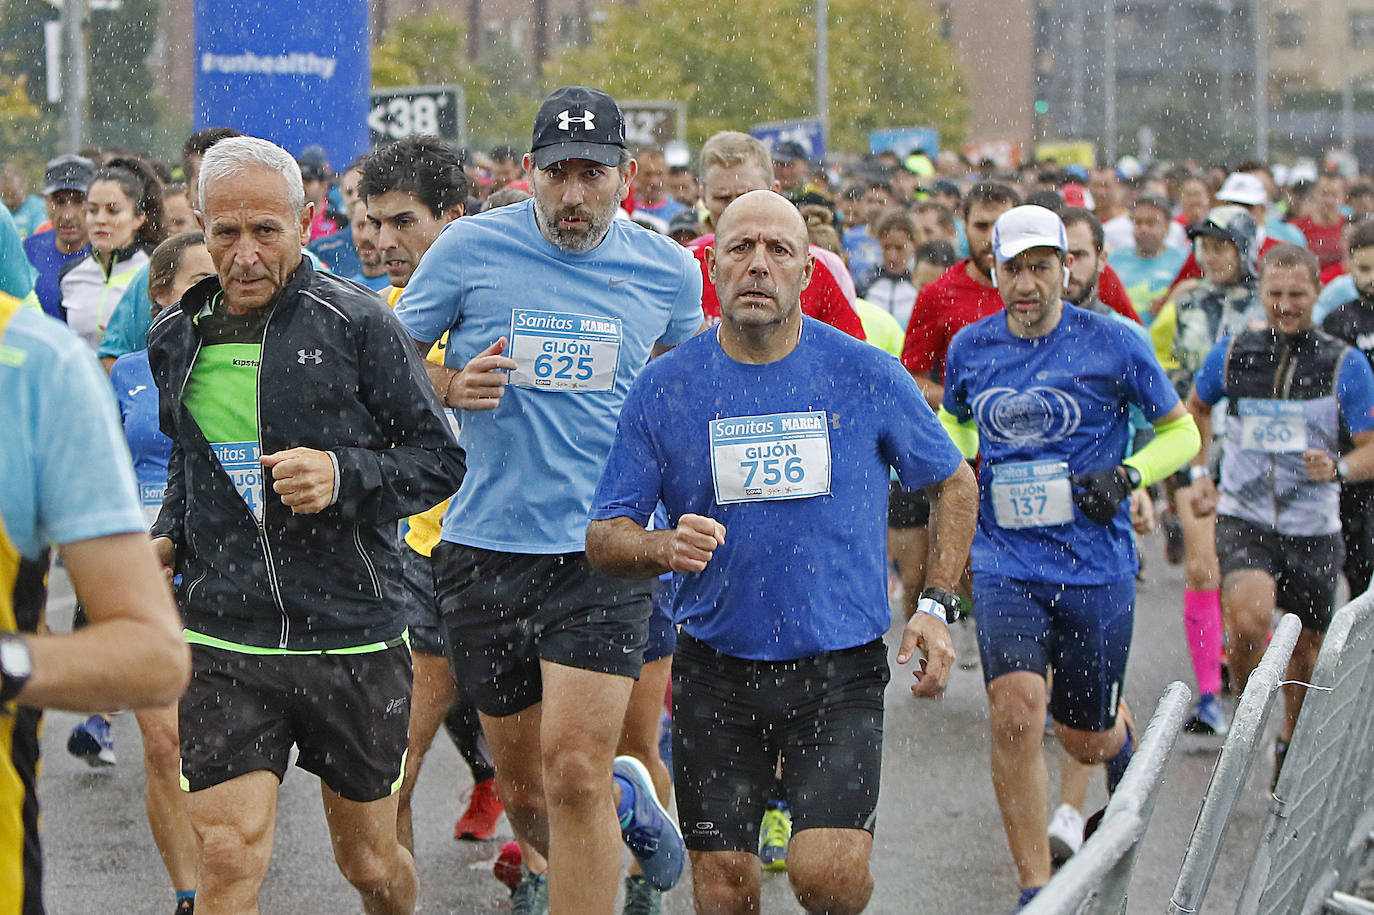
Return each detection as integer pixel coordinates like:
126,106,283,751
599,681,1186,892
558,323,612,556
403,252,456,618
1048,803,1084,864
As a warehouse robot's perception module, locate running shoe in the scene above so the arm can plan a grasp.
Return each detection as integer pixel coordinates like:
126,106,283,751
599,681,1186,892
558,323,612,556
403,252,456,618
174,898,194,915
1182,693,1229,737
758,804,791,872
509,871,548,915
622,874,663,915
493,841,523,892
1272,737,1290,793
67,714,116,767
1015,886,1042,910
1047,802,1084,864
454,777,503,840
951,616,980,671
614,755,685,891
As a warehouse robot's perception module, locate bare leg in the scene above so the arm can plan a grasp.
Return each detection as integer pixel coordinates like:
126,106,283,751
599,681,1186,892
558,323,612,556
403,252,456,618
184,770,279,915
135,705,198,894
1220,569,1277,695
395,650,457,852
987,671,1051,890
690,850,761,915
787,828,874,914
320,785,416,915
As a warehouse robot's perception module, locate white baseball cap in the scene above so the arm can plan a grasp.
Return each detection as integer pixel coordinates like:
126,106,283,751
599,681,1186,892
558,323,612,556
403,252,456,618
1217,172,1268,207
992,205,1068,263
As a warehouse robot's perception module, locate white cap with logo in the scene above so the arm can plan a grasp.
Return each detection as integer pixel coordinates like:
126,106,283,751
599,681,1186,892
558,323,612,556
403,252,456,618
992,205,1068,263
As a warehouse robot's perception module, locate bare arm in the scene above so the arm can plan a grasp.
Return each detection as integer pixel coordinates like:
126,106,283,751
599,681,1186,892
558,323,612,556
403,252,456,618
916,375,944,412
1185,390,1218,516
20,532,189,711
585,513,726,579
897,460,978,698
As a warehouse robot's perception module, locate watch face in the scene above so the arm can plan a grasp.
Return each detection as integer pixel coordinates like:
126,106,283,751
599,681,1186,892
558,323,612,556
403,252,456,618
1,638,31,679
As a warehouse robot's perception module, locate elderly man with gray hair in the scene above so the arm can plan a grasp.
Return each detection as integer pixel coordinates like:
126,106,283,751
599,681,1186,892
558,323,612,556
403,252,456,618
147,135,467,914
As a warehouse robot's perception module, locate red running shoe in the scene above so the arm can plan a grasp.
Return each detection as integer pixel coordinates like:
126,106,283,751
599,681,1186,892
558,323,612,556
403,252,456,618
493,840,522,891
455,777,504,840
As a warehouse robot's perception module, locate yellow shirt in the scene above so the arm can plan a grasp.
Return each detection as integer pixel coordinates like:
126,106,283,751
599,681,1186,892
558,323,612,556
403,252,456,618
387,285,451,557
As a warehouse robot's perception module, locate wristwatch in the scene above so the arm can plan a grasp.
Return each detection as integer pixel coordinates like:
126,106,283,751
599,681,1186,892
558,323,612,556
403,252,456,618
916,587,962,625
0,633,32,704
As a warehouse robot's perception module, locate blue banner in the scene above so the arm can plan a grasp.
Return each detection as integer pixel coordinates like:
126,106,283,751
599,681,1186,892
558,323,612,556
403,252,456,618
193,0,369,171
869,127,940,159
750,119,826,163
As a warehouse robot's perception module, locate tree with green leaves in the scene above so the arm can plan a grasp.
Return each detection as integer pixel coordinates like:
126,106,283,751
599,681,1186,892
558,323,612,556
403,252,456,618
372,11,542,152
545,0,968,153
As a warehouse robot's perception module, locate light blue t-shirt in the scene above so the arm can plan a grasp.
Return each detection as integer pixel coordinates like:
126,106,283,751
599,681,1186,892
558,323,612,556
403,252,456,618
1109,246,1186,324
943,305,1180,585
0,299,145,561
591,319,964,659
1267,217,1308,249
1316,274,1357,324
396,202,704,553
7,196,45,239
0,204,36,301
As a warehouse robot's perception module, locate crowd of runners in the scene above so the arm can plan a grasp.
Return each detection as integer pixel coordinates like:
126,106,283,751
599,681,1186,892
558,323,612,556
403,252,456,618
3,84,1373,914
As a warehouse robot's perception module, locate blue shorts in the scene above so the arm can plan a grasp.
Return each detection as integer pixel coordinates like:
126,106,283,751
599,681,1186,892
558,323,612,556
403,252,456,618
973,574,1134,732
644,575,680,663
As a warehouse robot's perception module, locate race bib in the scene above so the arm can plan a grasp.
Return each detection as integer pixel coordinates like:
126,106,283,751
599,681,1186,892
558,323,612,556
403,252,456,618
212,441,265,521
990,460,1074,529
139,482,166,509
1238,399,1307,454
709,412,832,504
507,308,622,393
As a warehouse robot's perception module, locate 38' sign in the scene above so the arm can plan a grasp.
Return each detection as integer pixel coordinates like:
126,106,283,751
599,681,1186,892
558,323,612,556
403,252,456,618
368,85,465,145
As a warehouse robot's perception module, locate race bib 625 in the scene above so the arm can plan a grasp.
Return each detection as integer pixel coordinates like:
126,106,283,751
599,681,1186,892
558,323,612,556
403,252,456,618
507,308,622,393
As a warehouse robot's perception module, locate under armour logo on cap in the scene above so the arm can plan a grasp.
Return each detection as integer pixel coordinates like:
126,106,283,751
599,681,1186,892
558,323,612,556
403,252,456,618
557,109,596,131
297,349,323,365
531,86,625,170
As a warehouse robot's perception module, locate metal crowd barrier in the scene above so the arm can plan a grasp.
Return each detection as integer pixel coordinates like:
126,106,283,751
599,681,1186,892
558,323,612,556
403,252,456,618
1023,680,1192,915
1167,613,1303,914
1237,591,1374,915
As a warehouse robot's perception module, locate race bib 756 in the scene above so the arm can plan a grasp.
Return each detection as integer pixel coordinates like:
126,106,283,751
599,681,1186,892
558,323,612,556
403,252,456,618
709,411,832,504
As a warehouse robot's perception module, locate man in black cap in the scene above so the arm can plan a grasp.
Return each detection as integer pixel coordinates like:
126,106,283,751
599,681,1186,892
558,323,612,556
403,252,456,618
772,139,812,199
23,154,93,318
396,86,703,914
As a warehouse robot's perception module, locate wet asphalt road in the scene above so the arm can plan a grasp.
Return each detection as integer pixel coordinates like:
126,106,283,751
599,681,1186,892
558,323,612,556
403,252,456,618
39,529,1286,914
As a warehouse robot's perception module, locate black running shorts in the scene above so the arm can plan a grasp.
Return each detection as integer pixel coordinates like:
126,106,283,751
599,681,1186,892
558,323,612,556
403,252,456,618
179,642,412,802
1216,515,1343,632
431,543,653,718
672,632,888,852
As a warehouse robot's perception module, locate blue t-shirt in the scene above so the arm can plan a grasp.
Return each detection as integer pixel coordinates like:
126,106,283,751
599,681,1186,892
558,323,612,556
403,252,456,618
0,298,145,562
842,225,881,292
396,202,704,553
95,263,154,361
1315,274,1357,324
0,205,35,301
591,320,963,659
309,227,362,278
1268,218,1309,248
109,350,171,506
1193,335,1374,428
348,271,391,292
943,305,1180,585
1108,246,1186,323
23,230,88,319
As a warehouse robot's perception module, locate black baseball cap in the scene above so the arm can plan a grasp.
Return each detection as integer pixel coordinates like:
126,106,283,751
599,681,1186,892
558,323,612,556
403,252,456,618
530,86,626,170
772,140,808,163
43,154,95,195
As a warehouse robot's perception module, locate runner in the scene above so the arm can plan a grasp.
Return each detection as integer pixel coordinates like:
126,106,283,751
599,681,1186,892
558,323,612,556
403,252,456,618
110,231,215,914
1321,221,1374,597
22,155,93,320
394,86,702,914
939,205,1198,908
586,189,978,915
354,135,505,857
1187,244,1374,788
1165,205,1266,737
690,130,865,338
0,285,188,915
148,136,466,914
1108,194,1186,324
